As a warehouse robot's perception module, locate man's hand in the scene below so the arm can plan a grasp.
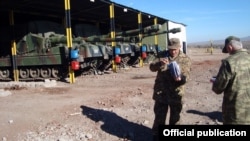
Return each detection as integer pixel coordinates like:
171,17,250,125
160,58,169,66
210,77,216,83
174,76,181,81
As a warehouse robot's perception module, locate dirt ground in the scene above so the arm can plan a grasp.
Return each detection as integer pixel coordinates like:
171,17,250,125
0,48,228,141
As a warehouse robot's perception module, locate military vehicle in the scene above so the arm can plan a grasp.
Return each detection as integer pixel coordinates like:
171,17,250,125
0,21,68,81
0,20,180,81
73,23,165,69
0,21,109,80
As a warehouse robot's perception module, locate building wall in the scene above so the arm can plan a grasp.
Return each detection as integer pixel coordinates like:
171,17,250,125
168,21,187,53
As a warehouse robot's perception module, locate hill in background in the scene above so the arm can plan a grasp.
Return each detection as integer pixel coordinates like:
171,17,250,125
188,36,250,50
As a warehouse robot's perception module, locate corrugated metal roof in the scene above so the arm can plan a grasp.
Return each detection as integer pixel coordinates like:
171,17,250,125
0,0,184,30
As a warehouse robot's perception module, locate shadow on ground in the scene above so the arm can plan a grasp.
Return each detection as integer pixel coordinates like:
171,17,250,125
80,105,153,141
186,109,223,123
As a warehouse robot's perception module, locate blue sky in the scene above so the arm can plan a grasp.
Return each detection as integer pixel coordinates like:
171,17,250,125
111,0,250,43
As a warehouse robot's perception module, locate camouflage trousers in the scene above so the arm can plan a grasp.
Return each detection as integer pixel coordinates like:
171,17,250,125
152,98,183,136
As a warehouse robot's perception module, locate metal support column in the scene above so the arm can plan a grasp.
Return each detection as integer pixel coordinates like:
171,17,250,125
110,3,117,72
138,12,143,67
65,0,75,83
154,17,159,58
9,10,19,81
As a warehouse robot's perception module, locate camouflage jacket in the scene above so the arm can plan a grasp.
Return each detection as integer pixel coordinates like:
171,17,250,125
212,49,250,124
149,50,191,103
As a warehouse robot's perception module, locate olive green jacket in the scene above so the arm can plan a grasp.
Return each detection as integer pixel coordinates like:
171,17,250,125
212,49,250,124
149,50,191,103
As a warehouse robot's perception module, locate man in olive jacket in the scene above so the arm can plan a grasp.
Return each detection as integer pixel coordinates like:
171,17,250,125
149,38,191,140
212,36,250,125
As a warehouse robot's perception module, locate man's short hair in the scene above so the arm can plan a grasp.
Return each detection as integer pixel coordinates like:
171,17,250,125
222,36,240,53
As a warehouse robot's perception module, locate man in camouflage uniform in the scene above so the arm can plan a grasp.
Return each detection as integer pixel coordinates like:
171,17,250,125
212,36,250,124
149,38,191,140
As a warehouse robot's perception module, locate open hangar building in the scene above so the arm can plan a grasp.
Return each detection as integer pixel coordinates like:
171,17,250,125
0,0,187,82
0,0,187,52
